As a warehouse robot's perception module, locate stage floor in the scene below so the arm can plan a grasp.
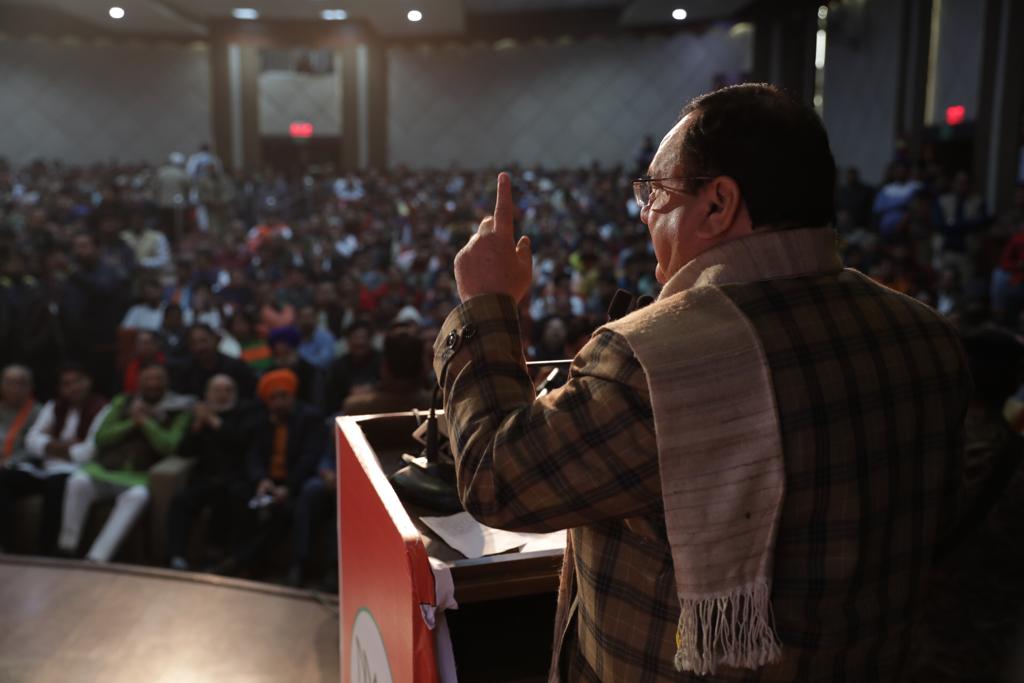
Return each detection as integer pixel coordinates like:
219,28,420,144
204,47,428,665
0,555,339,682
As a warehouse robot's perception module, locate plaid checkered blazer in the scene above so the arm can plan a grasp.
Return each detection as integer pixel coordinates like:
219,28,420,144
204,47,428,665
433,228,970,682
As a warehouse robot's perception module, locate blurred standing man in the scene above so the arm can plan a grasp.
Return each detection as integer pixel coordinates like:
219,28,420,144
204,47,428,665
186,144,224,233
154,152,190,241
435,84,971,681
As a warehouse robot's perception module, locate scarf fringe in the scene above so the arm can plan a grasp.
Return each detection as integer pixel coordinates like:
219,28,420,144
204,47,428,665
673,578,782,675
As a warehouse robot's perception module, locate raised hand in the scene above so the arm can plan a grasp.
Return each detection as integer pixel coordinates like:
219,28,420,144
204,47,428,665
453,172,532,303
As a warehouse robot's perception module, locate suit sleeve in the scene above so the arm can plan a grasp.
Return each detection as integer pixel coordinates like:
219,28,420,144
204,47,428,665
434,294,662,533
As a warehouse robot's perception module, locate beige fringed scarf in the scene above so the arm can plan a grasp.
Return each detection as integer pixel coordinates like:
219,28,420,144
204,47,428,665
605,228,842,675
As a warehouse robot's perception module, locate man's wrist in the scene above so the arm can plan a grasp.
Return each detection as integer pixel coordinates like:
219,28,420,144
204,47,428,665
433,293,522,382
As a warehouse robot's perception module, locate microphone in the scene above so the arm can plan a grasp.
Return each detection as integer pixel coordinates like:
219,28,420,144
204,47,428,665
535,367,561,398
635,294,654,310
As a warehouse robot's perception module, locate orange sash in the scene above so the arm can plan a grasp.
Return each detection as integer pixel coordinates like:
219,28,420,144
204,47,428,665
2,399,35,463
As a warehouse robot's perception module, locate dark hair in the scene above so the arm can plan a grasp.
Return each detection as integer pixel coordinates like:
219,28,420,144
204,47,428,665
346,320,374,338
678,83,836,229
383,331,424,382
57,362,90,381
137,361,168,376
188,323,217,339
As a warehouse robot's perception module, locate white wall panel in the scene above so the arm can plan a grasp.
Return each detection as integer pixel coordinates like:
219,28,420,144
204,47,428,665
0,38,211,166
258,69,342,137
387,27,752,169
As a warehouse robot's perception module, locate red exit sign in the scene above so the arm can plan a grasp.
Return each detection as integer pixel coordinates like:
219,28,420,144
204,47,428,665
945,105,965,126
289,121,314,138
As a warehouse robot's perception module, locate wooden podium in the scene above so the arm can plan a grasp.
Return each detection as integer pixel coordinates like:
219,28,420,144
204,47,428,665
336,413,562,683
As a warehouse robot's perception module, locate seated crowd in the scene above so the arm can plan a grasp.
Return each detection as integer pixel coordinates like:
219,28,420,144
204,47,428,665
1,152,1023,592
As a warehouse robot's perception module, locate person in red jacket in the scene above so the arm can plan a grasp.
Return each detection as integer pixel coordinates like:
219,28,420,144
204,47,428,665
991,227,1024,326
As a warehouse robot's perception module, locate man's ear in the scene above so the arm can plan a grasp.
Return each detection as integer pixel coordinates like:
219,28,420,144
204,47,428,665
696,176,744,239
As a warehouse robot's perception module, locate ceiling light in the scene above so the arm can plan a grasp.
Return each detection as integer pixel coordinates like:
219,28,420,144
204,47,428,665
672,8,688,21
407,9,423,22
108,6,125,19
321,9,348,21
232,8,259,20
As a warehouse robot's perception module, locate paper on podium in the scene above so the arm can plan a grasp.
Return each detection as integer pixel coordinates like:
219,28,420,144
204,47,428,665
420,512,527,559
519,530,567,553
420,512,567,559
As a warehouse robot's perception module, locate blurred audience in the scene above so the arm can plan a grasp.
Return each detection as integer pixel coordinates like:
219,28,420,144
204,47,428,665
2,148,1024,590
910,328,1024,682
341,330,428,415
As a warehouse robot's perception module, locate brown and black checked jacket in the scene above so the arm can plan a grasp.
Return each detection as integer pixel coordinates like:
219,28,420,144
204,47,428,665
434,228,971,682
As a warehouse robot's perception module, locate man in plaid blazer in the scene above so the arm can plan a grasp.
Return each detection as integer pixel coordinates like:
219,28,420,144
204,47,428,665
434,84,970,681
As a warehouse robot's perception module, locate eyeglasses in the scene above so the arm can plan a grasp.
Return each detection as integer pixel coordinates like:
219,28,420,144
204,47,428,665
632,175,715,210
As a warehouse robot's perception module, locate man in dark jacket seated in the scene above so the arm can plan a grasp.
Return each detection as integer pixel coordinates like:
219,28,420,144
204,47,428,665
166,374,256,571
173,324,256,399
219,368,324,577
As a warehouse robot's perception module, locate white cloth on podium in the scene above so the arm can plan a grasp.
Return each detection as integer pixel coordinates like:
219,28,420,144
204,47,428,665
424,557,459,682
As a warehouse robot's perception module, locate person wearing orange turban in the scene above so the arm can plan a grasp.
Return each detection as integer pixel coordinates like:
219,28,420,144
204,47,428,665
220,365,325,581
257,368,298,404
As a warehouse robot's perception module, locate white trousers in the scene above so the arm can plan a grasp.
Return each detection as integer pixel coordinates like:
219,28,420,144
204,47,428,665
58,471,150,562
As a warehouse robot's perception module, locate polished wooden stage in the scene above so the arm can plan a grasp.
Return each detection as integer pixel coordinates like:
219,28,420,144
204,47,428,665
0,555,339,682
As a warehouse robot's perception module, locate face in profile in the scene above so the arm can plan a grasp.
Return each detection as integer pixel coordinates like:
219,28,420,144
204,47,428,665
72,235,97,264
188,328,217,358
138,366,168,404
1,368,32,406
135,331,160,360
347,327,371,358
205,375,237,411
266,389,295,416
58,370,91,405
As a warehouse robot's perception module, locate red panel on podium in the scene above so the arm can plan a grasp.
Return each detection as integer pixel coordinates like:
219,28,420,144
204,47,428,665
337,416,439,683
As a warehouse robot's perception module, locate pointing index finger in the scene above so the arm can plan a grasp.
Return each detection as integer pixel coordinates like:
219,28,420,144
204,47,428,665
493,172,514,239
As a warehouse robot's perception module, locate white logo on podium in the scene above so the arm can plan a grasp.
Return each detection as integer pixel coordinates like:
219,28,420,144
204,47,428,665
350,609,393,683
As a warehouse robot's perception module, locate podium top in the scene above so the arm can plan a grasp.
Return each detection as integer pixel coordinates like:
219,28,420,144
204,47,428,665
336,413,562,604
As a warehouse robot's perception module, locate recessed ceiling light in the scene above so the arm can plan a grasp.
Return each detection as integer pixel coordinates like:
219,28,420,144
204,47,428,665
232,8,259,20
672,8,688,21
321,9,348,21
407,9,423,22
108,6,125,19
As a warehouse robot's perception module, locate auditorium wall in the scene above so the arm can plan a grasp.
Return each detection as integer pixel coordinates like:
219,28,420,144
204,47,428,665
386,26,753,170
0,38,212,166
258,56,343,137
821,0,903,184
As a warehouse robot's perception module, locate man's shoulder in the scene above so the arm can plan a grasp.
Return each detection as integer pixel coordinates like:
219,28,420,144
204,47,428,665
604,285,737,345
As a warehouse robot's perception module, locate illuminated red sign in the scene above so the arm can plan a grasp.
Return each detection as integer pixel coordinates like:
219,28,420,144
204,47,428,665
289,121,314,138
945,105,965,126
